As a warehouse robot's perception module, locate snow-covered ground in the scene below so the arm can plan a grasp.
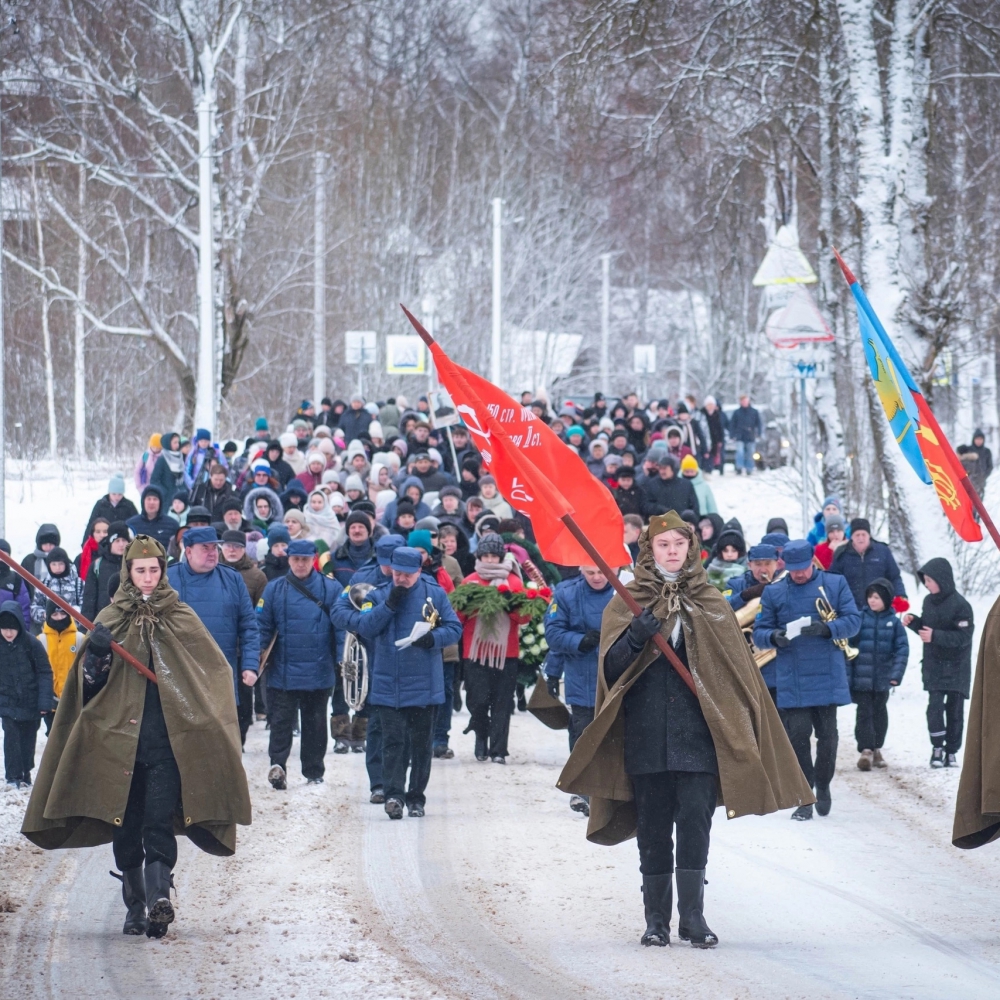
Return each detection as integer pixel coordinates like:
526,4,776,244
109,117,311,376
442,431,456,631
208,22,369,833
1,466,1000,998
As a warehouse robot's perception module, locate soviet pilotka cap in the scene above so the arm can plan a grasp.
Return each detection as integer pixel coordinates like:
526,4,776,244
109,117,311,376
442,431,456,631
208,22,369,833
125,535,166,561
647,510,691,538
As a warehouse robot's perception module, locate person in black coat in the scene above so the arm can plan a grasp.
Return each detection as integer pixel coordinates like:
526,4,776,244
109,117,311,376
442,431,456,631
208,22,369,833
957,429,994,499
0,600,53,787
903,557,973,767
81,522,131,623
82,473,139,544
828,518,906,610
640,454,700,520
190,464,236,520
612,466,643,516
847,579,908,770
339,395,372,443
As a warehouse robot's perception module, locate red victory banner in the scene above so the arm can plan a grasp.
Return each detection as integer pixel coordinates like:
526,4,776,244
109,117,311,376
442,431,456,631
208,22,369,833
400,307,629,568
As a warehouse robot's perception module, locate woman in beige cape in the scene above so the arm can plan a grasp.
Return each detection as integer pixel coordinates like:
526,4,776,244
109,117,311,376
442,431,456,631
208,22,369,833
558,512,811,949
22,535,251,939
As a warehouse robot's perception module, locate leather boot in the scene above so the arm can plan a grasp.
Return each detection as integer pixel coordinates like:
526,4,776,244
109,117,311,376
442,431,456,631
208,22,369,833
350,715,368,752
640,874,672,946
117,867,147,935
144,861,175,939
675,869,718,948
330,714,352,753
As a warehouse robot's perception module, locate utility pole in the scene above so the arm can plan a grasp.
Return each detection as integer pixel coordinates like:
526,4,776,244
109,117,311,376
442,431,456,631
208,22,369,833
193,45,217,437
74,153,87,457
600,253,610,396
800,373,809,536
491,197,502,386
312,150,327,406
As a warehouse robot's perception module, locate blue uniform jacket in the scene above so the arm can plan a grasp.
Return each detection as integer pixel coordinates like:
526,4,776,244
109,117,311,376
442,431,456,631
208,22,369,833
753,569,860,709
724,567,757,614
167,562,259,698
353,576,462,709
544,576,614,708
848,608,908,692
258,570,342,691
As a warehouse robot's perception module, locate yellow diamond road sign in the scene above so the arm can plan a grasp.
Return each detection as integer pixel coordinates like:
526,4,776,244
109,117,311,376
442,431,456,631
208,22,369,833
752,225,817,286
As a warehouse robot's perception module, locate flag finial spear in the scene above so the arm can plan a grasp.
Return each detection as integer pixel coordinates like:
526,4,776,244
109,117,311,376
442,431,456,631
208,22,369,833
832,248,856,285
400,303,435,347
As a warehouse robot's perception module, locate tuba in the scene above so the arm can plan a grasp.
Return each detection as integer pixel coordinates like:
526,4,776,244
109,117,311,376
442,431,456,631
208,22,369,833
815,585,860,660
734,570,785,668
341,583,374,712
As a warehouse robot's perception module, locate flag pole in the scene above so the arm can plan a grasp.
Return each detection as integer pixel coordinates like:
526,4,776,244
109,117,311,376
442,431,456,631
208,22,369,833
0,548,158,684
959,475,1000,553
400,302,698,696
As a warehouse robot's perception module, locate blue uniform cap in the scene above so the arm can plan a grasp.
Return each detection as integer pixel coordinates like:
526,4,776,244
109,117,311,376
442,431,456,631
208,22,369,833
184,526,219,546
781,539,814,571
288,539,317,557
390,547,424,572
747,543,778,561
375,533,407,566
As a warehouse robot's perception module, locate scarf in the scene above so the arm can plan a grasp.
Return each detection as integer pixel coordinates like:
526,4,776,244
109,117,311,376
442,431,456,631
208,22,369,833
304,493,342,545
163,449,185,474
468,556,517,670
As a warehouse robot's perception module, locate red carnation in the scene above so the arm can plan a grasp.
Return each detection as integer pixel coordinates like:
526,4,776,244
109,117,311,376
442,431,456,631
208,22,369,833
892,595,910,614
497,585,510,595
539,587,552,599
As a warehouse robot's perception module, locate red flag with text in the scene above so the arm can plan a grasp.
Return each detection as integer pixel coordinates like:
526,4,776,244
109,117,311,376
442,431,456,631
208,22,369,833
407,317,629,568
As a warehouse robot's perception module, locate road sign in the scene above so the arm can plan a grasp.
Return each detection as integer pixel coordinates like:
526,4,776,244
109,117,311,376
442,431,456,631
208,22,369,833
345,330,376,365
752,225,818,286
386,335,426,374
766,286,833,347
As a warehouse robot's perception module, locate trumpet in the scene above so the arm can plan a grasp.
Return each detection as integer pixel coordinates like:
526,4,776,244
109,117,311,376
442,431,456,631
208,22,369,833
815,586,859,660
422,596,441,628
341,583,374,712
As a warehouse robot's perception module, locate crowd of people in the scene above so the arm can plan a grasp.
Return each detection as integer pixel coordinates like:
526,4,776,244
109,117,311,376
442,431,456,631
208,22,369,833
1,388,989,947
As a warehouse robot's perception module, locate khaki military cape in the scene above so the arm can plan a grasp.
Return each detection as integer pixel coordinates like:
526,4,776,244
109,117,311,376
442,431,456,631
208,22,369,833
22,535,251,856
557,512,813,845
953,594,1000,849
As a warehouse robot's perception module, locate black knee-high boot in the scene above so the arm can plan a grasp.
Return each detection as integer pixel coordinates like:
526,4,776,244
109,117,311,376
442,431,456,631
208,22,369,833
640,874,672,947
676,869,718,949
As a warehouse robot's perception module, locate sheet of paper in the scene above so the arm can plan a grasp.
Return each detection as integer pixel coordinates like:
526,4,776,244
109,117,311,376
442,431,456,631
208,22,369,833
786,615,813,641
394,620,433,649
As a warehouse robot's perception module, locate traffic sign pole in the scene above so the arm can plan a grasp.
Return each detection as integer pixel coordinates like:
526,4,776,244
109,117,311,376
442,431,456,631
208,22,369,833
801,374,809,536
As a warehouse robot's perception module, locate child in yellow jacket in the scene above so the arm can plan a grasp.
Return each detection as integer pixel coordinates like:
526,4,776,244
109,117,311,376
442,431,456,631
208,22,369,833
37,601,78,733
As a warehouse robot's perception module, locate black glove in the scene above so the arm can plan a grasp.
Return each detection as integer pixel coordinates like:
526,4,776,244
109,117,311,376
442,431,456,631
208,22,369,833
771,630,790,648
627,608,662,646
800,621,832,638
385,585,408,611
546,676,560,699
740,582,766,602
88,622,114,657
411,632,435,649
578,629,601,653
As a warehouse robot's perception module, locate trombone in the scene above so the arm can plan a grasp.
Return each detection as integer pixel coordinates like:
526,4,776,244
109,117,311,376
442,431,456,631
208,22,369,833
815,586,860,660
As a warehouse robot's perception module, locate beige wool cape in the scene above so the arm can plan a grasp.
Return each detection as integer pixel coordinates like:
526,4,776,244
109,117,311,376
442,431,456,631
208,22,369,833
953,593,1000,849
557,512,813,845
22,535,251,856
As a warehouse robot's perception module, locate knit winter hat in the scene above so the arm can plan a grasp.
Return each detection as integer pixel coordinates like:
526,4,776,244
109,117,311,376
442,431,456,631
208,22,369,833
107,521,131,545
408,529,434,555
368,421,384,439
266,524,291,546
824,515,846,535
279,432,297,448
395,499,416,518
680,454,699,472
221,497,243,514
283,509,308,528
344,473,365,494
477,532,507,558
148,434,162,450
345,510,372,535
221,530,246,547
850,517,871,535
195,428,212,443
306,450,325,469
255,417,269,432
108,472,126,495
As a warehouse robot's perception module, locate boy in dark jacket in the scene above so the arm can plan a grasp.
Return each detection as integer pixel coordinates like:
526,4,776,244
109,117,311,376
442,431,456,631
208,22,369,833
0,600,54,787
848,579,908,771
903,557,974,768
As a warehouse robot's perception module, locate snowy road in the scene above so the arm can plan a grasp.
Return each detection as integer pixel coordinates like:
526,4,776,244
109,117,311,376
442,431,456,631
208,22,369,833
3,465,1000,997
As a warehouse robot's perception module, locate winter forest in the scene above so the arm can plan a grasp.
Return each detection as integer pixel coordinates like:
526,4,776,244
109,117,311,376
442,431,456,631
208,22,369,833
4,0,1000,578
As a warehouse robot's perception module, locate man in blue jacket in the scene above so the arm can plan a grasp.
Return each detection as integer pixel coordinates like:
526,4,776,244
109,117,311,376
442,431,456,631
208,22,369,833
544,565,614,817
354,547,462,819
166,526,260,743
257,539,342,789
726,543,781,698
828,517,906,611
127,485,178,549
754,540,860,821
332,534,407,803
